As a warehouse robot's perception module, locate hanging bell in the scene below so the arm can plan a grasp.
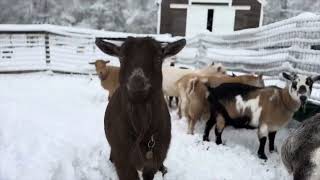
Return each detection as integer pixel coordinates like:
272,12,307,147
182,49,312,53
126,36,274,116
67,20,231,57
146,150,153,160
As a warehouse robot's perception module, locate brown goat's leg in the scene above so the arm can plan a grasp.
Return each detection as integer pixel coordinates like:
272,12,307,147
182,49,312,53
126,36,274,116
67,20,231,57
189,118,196,135
177,98,182,119
109,150,113,163
159,164,168,176
175,97,179,107
215,114,225,145
203,112,217,141
168,96,173,108
257,124,268,160
187,118,193,134
115,163,139,180
142,167,158,180
268,131,277,153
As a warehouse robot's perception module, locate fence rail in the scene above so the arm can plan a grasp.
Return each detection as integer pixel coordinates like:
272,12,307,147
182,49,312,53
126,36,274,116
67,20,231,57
0,24,173,74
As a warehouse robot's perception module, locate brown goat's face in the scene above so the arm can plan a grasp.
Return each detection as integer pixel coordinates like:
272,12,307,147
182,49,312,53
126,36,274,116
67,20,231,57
95,37,186,103
283,72,320,106
90,60,110,80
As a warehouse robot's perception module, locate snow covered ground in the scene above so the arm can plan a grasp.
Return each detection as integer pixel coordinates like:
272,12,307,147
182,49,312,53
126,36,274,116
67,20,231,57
0,72,292,180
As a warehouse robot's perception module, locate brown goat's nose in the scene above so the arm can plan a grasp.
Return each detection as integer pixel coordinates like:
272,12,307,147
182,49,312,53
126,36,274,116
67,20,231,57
129,75,147,91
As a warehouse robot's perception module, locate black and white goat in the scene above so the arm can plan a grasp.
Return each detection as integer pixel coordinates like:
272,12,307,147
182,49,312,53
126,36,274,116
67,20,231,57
281,113,320,180
203,72,320,160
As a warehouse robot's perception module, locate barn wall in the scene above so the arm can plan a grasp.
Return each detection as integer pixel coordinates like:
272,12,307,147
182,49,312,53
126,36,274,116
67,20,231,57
233,0,261,31
160,0,188,36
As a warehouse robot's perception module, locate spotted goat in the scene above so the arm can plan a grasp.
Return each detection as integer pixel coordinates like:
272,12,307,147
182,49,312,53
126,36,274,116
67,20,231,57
203,72,320,160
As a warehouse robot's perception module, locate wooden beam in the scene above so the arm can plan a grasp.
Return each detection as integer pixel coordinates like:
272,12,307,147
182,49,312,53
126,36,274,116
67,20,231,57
170,3,188,9
170,3,250,10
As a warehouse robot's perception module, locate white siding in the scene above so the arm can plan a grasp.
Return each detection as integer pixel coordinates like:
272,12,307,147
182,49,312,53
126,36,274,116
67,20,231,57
212,7,236,33
186,5,236,37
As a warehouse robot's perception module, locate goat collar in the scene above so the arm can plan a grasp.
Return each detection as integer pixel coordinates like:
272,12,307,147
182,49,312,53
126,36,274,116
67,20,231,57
280,87,300,113
126,97,157,168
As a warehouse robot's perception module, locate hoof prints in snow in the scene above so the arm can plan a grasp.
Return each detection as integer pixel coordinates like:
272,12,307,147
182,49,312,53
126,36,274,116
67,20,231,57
0,73,290,180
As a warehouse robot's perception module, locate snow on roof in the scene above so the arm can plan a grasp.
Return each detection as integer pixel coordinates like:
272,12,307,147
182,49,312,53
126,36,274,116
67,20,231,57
257,0,267,6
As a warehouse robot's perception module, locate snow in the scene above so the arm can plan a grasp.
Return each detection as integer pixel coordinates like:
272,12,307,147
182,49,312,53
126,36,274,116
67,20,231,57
0,24,175,41
0,72,292,180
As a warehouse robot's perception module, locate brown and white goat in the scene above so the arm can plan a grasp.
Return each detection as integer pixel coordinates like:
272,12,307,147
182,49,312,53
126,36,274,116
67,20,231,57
176,73,265,134
203,72,320,160
89,60,120,100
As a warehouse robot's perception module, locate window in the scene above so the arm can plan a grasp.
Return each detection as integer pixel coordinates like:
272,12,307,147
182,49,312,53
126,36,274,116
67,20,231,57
207,9,214,32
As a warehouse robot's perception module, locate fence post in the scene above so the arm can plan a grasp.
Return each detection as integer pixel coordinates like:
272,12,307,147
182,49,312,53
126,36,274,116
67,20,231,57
45,33,50,64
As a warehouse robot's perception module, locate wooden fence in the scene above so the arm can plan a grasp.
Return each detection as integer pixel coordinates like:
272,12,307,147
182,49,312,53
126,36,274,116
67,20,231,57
0,24,173,74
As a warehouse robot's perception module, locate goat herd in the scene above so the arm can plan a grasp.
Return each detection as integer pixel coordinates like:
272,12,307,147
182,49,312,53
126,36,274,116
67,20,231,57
91,37,320,180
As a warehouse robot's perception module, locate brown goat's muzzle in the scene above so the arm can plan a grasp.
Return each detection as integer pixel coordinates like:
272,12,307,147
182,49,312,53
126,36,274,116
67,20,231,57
126,75,151,103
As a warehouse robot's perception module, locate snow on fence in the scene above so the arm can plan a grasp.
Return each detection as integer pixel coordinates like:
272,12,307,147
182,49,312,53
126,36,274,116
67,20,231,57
177,13,320,76
0,24,174,74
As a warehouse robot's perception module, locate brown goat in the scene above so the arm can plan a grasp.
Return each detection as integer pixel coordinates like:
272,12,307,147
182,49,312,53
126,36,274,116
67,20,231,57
89,60,119,100
96,37,186,180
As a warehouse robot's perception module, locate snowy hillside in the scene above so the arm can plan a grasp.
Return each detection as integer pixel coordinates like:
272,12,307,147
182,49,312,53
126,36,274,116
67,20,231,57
0,72,292,180
0,0,158,33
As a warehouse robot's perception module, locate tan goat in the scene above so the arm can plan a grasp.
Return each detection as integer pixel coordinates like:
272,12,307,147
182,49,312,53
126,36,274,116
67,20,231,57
162,63,226,106
176,73,265,134
203,72,320,160
89,60,120,100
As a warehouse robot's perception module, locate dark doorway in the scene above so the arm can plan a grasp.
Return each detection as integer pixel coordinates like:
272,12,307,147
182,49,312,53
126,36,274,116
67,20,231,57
207,9,214,32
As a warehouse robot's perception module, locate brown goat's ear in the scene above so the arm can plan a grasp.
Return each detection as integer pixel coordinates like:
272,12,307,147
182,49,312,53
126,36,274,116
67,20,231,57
95,38,120,57
103,60,111,64
89,61,96,65
282,72,295,81
163,39,186,58
312,75,320,82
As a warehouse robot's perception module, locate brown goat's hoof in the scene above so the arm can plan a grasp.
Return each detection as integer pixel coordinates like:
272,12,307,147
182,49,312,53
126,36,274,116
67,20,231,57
159,165,168,176
258,153,268,160
216,140,222,145
269,148,278,153
203,136,210,142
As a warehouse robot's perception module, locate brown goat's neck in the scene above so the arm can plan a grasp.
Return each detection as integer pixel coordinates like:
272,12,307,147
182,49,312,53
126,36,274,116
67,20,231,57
280,87,301,113
103,66,111,80
122,89,157,137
